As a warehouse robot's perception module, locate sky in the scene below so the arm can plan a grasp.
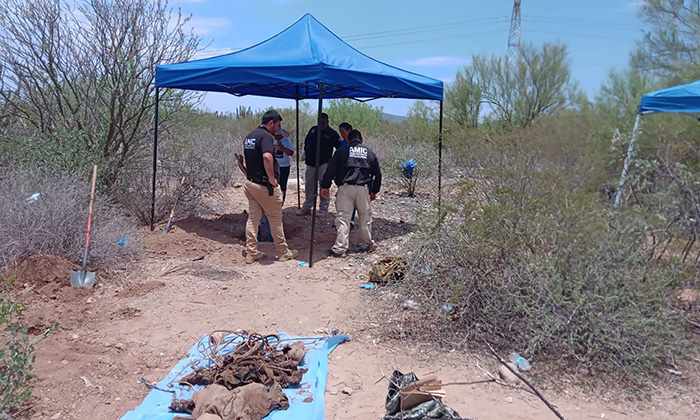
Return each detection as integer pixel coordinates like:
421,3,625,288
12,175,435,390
169,0,646,116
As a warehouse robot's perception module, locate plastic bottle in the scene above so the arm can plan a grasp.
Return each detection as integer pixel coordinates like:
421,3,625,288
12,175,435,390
25,192,40,203
508,352,531,371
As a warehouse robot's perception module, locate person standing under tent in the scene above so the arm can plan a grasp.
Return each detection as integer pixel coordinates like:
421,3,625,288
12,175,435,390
299,113,340,216
242,109,298,264
337,121,357,228
273,127,295,203
338,122,353,147
320,129,382,257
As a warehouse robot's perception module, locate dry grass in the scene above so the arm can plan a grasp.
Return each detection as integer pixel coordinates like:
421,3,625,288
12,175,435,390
0,165,139,270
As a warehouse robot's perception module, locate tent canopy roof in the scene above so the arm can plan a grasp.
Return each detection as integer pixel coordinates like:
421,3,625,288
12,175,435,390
639,80,700,114
155,13,443,101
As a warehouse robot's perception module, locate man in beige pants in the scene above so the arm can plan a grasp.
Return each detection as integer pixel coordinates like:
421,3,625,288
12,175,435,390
242,110,298,264
320,129,382,257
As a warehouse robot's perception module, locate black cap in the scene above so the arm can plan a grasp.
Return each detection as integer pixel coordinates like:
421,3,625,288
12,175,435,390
262,109,282,124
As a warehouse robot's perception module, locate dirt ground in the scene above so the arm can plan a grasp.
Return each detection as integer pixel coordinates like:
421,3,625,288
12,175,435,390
5,182,699,420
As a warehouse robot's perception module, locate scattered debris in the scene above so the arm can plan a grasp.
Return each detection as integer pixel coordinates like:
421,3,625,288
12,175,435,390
172,383,288,420
381,371,465,420
369,257,405,285
170,332,309,420
403,299,420,310
498,363,520,384
179,332,308,390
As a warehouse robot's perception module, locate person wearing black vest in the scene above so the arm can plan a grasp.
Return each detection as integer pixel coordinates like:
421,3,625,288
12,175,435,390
242,110,298,264
320,129,382,257
299,113,340,216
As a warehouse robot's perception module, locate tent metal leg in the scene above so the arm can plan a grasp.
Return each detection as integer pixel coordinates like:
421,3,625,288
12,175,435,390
296,96,301,209
438,100,443,211
309,83,324,268
614,113,642,208
150,87,160,231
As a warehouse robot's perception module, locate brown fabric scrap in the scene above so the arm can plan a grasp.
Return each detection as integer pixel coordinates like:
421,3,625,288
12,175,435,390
190,382,289,420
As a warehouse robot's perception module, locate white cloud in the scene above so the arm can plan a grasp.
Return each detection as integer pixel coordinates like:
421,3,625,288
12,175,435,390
194,47,237,59
401,56,470,68
188,16,233,36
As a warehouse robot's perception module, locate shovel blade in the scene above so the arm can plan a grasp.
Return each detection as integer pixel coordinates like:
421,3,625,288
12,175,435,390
70,269,95,287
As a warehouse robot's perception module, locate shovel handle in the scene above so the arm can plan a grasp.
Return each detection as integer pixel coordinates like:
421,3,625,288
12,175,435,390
84,165,98,248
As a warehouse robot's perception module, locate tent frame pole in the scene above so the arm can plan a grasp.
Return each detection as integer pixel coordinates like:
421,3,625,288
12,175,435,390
438,100,444,211
296,92,301,209
150,87,160,231
309,83,324,268
614,113,642,208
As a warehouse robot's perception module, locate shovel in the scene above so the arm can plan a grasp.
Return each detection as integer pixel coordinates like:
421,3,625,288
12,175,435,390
71,165,98,287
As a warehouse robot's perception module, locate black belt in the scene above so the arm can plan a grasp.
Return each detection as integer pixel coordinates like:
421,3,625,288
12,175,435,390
248,177,274,196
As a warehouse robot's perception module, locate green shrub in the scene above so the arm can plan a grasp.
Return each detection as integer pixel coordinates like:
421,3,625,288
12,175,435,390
392,130,692,384
0,295,47,413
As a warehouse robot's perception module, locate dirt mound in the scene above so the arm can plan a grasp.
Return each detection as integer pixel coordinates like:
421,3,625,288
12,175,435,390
5,254,79,288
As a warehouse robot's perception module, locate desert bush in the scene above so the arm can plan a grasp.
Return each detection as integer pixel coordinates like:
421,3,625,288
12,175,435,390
0,165,138,269
368,133,437,193
390,131,692,384
0,293,57,414
0,296,34,413
114,109,252,226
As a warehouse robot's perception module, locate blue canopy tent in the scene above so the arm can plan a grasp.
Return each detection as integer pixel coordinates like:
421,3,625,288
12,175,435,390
615,80,700,207
153,13,444,266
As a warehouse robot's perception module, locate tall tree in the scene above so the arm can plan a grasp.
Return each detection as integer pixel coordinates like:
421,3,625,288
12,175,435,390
445,65,481,129
471,42,577,128
0,0,199,178
407,100,438,143
325,98,383,133
634,0,700,83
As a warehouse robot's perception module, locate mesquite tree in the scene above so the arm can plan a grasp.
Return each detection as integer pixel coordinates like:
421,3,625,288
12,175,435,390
0,0,200,180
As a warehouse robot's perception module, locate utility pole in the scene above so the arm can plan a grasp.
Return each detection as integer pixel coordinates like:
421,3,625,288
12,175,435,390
507,0,522,65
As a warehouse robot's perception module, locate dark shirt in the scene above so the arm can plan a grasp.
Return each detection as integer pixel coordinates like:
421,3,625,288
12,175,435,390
321,140,382,194
243,126,279,183
304,125,340,166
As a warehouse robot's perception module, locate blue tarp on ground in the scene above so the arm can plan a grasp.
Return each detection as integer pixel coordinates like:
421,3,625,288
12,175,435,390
155,13,443,101
120,333,349,420
639,79,700,114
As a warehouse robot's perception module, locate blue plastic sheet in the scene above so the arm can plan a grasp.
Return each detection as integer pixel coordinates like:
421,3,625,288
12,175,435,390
120,333,349,420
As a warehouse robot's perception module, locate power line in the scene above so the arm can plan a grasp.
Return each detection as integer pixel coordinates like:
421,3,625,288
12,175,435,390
344,18,511,42
355,29,508,50
340,16,511,40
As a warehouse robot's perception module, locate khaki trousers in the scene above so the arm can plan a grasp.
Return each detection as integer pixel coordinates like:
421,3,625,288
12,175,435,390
303,163,330,213
243,181,290,257
331,184,373,254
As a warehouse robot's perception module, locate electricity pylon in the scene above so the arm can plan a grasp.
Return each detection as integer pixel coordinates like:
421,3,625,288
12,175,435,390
507,0,522,65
